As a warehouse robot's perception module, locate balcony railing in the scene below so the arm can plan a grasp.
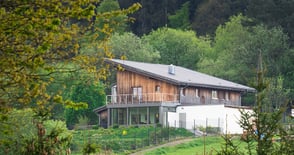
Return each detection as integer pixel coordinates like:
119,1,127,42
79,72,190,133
106,93,179,105
180,96,240,106
106,93,240,106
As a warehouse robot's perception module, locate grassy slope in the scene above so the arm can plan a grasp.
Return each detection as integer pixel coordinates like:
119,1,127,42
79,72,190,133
145,136,255,155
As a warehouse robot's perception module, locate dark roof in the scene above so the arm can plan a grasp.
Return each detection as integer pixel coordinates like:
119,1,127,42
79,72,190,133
93,105,107,113
106,59,255,92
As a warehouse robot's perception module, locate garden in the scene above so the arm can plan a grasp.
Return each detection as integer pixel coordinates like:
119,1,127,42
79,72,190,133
71,125,194,154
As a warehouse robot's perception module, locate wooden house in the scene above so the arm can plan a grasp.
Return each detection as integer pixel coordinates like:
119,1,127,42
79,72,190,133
94,59,255,133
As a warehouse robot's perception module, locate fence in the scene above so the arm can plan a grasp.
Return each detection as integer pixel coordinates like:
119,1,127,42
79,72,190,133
72,125,194,154
169,118,225,135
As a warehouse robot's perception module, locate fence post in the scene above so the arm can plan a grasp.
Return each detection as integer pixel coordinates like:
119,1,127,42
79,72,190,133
204,118,208,155
174,120,176,128
168,123,170,142
147,127,150,146
161,126,163,143
218,117,220,134
194,119,196,137
134,131,136,150
155,125,157,144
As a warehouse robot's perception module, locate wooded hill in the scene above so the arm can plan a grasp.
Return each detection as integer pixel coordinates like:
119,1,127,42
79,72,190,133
118,0,294,45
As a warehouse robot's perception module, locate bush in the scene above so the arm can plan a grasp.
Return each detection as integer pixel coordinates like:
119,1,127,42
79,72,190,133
92,125,99,130
83,143,100,154
112,124,119,129
199,126,220,134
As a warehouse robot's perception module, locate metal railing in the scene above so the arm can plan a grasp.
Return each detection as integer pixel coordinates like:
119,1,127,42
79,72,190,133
180,96,240,106
106,93,240,106
106,93,179,105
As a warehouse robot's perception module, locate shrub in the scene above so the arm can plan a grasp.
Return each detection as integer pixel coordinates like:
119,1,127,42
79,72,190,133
83,143,100,155
199,126,220,134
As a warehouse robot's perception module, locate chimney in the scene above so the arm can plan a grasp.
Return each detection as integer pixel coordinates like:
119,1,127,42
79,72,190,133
168,64,175,75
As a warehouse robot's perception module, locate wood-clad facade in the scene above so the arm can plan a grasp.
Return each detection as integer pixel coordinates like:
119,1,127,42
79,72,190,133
116,70,178,103
111,70,242,106
117,70,177,96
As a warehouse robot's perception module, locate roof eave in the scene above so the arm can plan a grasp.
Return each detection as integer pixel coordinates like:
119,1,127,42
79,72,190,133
106,59,181,85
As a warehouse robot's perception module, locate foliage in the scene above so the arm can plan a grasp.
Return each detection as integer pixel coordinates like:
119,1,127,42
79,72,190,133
192,0,232,36
95,0,129,38
220,55,293,154
0,0,140,116
143,27,212,70
116,0,294,47
65,82,105,128
198,14,292,85
242,63,285,154
74,116,90,130
83,142,100,155
247,0,294,45
0,0,140,153
199,126,221,134
109,32,160,62
0,109,72,155
0,109,35,154
123,0,181,36
168,1,191,30
217,134,244,155
279,116,294,154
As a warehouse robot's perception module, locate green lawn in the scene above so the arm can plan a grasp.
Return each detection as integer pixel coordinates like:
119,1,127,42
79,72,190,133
145,136,256,155
145,136,222,155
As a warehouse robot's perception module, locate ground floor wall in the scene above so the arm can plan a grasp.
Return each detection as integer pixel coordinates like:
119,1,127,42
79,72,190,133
167,104,252,134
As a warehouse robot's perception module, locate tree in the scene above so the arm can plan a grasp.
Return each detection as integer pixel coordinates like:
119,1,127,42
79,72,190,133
219,55,293,154
0,0,140,116
191,0,232,36
65,82,105,129
0,109,72,154
0,0,140,153
247,0,294,46
198,15,254,83
95,0,129,36
108,32,160,62
143,27,212,70
238,56,292,154
198,14,291,84
119,0,180,36
168,1,191,30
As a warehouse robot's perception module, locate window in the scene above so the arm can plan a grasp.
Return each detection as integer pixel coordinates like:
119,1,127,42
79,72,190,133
111,85,117,103
133,87,142,100
180,88,186,96
212,90,218,99
195,89,199,97
155,85,160,92
225,92,229,100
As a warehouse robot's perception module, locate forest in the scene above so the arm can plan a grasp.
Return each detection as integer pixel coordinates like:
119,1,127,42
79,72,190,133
0,0,293,154
113,0,294,106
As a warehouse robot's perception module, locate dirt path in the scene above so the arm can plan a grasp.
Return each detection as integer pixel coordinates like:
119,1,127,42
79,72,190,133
129,138,195,155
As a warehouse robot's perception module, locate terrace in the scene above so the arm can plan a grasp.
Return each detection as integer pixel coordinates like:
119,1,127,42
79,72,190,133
106,93,240,106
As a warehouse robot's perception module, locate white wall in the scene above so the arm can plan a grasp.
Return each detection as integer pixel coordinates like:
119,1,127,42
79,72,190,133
167,104,252,134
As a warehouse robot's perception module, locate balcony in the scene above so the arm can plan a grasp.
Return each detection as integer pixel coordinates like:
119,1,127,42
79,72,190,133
106,93,240,106
106,93,179,105
180,96,240,106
